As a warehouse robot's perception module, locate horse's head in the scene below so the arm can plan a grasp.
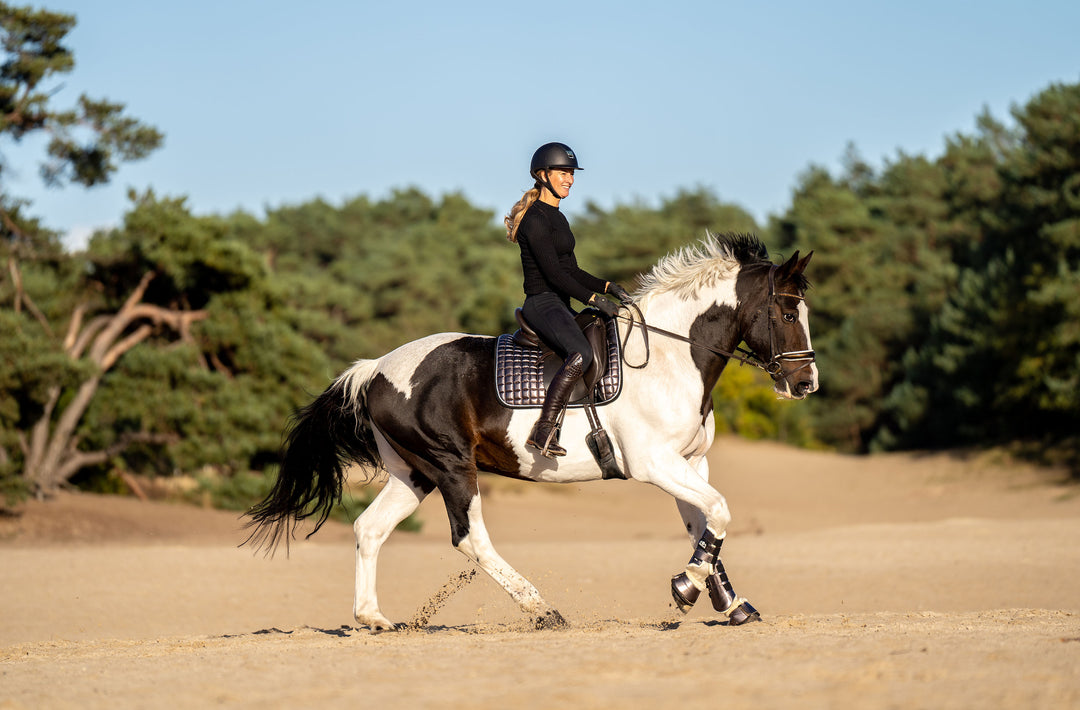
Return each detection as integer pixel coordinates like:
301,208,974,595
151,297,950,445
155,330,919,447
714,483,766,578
739,251,818,400
634,233,818,401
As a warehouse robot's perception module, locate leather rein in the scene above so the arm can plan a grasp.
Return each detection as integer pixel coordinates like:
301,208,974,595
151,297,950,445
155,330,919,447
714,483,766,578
615,265,816,383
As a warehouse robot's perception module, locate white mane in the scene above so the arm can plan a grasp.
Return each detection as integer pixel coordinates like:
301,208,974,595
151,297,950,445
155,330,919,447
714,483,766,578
635,231,744,301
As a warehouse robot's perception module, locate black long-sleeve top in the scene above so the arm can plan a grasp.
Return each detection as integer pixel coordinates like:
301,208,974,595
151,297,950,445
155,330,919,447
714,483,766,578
517,200,607,306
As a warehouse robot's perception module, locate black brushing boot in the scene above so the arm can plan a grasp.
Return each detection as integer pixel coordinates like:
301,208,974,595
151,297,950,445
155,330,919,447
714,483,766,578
707,565,761,625
527,352,584,458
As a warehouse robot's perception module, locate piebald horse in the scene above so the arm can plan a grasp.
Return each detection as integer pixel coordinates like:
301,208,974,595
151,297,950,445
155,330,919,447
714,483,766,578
245,233,816,630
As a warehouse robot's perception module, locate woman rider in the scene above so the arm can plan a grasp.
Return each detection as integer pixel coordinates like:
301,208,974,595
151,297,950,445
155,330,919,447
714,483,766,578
504,142,632,458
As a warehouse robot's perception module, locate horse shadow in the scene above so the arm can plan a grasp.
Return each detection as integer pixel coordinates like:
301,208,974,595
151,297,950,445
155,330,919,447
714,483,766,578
218,625,356,639
219,617,707,639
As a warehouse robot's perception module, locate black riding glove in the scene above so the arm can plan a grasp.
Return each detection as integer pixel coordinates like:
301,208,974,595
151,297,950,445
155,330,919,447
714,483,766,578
607,282,633,304
589,293,620,318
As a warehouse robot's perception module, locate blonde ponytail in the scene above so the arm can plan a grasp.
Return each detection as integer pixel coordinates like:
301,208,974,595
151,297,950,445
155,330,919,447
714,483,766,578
504,186,540,243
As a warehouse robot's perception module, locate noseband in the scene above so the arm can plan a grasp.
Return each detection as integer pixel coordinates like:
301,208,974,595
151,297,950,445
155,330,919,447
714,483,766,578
618,265,816,386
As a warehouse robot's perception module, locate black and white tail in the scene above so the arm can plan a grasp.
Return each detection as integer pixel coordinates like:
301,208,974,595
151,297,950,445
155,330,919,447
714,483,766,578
243,359,384,554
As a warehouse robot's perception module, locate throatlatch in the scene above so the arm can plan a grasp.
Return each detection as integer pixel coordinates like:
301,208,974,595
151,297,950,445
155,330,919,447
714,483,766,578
670,528,760,625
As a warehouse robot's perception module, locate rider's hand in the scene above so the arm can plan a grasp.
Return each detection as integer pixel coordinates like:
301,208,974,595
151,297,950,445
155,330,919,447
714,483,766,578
607,283,632,304
589,293,620,318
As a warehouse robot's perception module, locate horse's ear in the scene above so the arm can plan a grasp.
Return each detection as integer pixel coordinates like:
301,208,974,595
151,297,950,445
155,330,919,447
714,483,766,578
796,250,813,275
777,250,801,280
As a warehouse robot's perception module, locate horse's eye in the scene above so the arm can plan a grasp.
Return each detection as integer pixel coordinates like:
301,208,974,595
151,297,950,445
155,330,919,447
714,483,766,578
783,312,798,324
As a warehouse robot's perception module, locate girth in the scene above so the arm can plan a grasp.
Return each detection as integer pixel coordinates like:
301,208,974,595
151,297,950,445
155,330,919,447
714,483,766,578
495,308,622,409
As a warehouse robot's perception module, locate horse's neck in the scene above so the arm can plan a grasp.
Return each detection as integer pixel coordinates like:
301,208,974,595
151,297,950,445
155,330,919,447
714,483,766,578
637,276,742,339
630,286,744,387
637,292,708,335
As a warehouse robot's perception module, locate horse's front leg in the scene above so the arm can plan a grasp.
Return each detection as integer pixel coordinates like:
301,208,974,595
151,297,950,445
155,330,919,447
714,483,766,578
639,450,760,625
670,525,760,625
673,454,760,625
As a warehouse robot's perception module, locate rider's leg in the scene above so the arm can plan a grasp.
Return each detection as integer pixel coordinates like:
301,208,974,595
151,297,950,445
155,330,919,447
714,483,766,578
522,293,594,457
527,352,584,457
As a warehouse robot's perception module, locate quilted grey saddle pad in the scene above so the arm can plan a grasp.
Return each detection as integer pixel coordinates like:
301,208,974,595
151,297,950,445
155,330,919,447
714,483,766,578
494,318,622,409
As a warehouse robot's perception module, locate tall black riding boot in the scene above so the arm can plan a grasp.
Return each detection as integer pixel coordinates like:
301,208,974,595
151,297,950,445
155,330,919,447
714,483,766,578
527,352,584,458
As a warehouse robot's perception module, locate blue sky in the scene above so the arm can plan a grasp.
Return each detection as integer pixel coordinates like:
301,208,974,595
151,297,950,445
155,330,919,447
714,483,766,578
5,1,1080,248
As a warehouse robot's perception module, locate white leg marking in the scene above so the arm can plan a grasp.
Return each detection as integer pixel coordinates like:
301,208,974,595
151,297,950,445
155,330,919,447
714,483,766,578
455,494,552,616
353,469,427,630
625,444,732,592
673,454,724,591
635,449,731,536
676,454,711,544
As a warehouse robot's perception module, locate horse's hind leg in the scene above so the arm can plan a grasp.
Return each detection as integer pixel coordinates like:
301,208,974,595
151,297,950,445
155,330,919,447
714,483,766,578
442,477,568,630
353,466,430,631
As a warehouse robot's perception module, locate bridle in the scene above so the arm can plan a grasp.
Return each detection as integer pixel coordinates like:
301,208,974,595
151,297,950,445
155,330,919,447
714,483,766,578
761,264,816,381
616,265,816,385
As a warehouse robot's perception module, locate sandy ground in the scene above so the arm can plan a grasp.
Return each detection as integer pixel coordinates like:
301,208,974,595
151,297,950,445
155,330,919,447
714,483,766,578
2,437,1079,709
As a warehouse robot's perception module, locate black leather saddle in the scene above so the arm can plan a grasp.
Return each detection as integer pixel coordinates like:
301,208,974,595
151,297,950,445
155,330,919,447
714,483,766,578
494,308,622,409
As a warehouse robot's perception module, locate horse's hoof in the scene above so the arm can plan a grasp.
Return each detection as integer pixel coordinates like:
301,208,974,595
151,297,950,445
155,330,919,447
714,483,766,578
357,613,401,634
670,573,700,614
535,609,569,630
367,622,407,635
727,601,761,626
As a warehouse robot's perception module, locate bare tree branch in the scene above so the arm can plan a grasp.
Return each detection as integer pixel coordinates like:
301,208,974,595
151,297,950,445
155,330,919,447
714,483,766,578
25,387,60,478
0,209,30,251
6,257,54,336
63,301,89,351
100,324,153,371
117,471,148,502
52,432,179,487
98,307,208,370
30,376,101,488
87,271,156,364
208,351,233,378
68,315,111,359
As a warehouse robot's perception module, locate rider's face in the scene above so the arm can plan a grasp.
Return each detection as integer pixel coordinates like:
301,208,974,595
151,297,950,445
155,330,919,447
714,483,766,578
541,168,575,200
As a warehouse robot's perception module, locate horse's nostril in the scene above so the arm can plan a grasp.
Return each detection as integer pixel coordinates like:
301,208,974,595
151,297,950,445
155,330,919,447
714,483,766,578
797,381,813,395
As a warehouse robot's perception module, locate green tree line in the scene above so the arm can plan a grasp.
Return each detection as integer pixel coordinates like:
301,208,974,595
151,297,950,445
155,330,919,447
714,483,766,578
2,5,1078,504
773,82,1080,470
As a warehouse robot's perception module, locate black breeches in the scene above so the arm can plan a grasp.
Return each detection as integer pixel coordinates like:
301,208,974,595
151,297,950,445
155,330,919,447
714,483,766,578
522,292,595,373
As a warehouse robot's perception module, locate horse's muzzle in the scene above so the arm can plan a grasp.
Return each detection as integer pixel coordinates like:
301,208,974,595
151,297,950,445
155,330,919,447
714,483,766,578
768,351,817,399
794,378,816,398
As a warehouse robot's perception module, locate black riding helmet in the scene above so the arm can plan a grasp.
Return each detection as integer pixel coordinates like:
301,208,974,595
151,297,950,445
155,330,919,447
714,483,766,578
530,142,582,197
